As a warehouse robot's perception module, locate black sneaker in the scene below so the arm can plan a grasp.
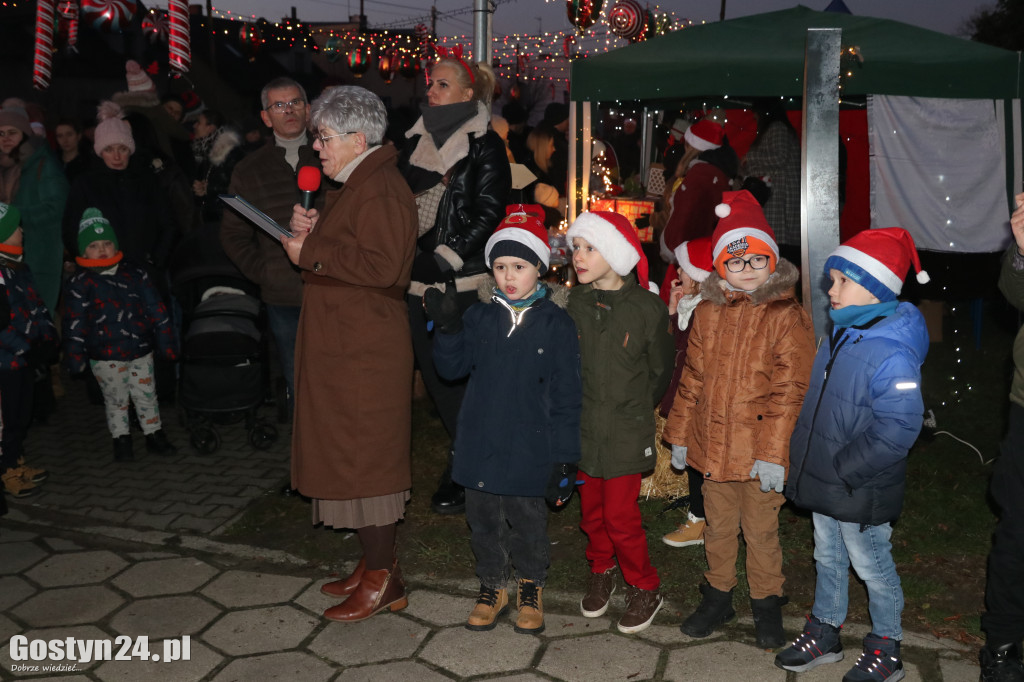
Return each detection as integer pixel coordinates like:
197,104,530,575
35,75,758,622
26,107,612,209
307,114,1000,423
775,614,844,672
113,435,134,462
980,642,1024,682
145,430,177,456
842,634,904,682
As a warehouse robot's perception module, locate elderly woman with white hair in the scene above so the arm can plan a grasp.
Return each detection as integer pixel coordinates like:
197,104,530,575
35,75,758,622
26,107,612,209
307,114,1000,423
284,86,418,623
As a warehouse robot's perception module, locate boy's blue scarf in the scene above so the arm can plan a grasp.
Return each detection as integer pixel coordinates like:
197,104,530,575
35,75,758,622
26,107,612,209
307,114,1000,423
829,300,898,329
493,283,547,310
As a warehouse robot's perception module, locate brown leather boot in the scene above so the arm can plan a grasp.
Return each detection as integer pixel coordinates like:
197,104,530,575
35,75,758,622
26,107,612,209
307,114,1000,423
320,558,366,598
323,562,407,622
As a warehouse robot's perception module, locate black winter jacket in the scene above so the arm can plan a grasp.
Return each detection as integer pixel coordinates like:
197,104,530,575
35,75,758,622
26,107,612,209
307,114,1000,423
401,101,512,287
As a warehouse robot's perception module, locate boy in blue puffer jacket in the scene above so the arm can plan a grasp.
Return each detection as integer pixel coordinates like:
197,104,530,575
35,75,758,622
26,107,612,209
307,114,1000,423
63,208,178,463
776,228,930,682
425,204,581,636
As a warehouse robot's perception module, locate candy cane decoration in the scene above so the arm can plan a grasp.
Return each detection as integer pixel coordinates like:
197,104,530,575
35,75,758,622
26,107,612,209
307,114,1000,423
33,0,56,90
167,0,190,73
58,0,79,52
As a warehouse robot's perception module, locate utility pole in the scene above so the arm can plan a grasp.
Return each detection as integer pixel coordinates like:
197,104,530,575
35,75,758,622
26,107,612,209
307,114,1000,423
431,5,437,37
720,0,726,21
472,0,492,64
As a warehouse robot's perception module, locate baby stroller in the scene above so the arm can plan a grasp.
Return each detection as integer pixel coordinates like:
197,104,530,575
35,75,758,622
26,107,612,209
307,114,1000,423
176,279,280,454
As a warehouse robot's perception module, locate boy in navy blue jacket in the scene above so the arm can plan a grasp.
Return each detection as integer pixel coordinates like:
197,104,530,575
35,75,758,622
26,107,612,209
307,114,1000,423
777,228,930,682
0,202,58,499
425,205,581,636
63,208,178,462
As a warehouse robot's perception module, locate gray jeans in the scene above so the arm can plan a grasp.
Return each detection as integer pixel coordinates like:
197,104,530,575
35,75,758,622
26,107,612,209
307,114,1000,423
465,489,549,588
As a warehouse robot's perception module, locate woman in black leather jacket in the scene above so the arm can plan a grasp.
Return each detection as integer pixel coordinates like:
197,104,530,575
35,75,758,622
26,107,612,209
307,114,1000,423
401,47,512,514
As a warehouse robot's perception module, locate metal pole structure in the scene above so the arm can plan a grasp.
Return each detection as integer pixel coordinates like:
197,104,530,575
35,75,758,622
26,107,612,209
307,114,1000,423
568,100,592,223
473,0,493,64
801,28,843,342
639,107,655,194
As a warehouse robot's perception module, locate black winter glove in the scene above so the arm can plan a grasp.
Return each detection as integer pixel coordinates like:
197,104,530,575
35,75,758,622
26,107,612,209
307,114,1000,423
422,279,463,334
411,251,451,285
546,462,580,509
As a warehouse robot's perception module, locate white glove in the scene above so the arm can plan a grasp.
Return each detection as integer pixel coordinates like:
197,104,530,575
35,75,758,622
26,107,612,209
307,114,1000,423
671,445,688,470
750,459,785,493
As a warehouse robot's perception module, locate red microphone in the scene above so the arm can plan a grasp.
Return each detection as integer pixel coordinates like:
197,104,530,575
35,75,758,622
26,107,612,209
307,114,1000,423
297,166,322,211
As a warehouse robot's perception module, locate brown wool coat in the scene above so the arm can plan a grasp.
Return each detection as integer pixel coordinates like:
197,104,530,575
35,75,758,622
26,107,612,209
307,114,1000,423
661,259,815,482
290,145,418,500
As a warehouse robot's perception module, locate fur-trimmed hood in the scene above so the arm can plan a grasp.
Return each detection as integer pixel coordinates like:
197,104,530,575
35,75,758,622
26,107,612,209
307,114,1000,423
700,257,800,306
475,276,570,309
208,128,243,166
406,100,491,175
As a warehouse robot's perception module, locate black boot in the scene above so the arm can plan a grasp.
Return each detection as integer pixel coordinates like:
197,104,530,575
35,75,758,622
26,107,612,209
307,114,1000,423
751,594,789,649
430,449,465,515
680,582,735,638
113,435,134,462
980,642,1024,682
145,430,177,456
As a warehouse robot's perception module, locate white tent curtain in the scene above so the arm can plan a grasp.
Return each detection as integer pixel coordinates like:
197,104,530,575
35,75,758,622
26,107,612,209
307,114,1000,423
869,95,1011,253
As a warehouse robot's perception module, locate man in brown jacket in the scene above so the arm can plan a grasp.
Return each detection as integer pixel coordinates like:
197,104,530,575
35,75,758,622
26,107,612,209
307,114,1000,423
221,77,323,414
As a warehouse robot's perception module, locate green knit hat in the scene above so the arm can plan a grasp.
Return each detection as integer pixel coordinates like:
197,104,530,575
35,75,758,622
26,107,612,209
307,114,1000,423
0,202,21,244
78,208,119,255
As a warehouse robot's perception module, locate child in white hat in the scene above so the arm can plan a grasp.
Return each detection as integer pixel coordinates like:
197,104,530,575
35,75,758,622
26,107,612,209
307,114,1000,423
565,210,675,634
777,227,930,682
423,204,581,636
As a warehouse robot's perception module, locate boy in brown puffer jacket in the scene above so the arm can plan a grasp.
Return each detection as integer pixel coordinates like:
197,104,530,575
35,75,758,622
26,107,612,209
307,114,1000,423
662,189,814,649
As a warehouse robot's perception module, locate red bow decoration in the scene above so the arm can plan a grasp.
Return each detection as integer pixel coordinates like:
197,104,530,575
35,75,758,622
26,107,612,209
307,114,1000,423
145,60,160,75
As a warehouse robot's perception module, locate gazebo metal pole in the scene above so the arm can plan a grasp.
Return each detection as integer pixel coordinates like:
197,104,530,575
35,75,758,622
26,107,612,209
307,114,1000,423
801,28,843,342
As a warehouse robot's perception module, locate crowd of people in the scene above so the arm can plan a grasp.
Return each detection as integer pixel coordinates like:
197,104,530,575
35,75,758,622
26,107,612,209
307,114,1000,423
1,46,1022,682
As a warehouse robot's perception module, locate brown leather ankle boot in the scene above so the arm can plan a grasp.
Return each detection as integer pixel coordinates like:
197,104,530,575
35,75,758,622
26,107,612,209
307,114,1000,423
323,561,407,622
320,557,366,598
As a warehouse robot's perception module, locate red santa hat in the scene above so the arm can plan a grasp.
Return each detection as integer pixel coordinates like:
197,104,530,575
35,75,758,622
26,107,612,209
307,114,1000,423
673,237,714,283
824,227,929,302
711,190,779,277
684,119,724,152
567,211,656,292
485,204,551,274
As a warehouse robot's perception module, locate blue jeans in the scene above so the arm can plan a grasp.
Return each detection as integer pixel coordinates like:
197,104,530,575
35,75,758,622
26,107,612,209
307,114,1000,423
465,489,549,588
812,512,904,640
266,304,301,409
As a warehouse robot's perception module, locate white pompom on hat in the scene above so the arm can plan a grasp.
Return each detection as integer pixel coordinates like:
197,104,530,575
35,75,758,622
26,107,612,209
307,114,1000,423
567,210,657,292
485,204,551,274
824,227,930,302
684,119,724,152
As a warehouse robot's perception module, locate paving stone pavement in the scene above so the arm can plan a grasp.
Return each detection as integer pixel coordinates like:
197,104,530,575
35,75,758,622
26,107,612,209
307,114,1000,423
1,382,982,680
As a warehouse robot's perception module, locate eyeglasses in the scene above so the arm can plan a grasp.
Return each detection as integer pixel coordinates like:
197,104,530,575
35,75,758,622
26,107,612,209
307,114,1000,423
316,131,359,145
265,99,306,113
724,254,770,273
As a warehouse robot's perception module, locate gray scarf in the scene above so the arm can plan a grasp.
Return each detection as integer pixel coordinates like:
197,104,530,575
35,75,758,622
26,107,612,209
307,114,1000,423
420,100,478,150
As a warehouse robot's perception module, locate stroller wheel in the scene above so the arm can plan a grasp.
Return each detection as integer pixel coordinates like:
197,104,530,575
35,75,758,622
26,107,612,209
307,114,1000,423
190,426,221,455
249,420,278,450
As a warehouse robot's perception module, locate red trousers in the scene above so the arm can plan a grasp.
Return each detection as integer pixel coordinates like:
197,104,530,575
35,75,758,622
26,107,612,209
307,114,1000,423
579,471,660,590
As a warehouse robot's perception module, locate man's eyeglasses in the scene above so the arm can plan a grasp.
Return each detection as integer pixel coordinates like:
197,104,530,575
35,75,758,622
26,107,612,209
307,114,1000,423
724,254,770,273
316,131,359,145
265,99,305,113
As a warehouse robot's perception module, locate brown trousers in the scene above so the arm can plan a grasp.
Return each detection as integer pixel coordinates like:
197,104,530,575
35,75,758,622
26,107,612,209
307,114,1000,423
702,478,785,599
